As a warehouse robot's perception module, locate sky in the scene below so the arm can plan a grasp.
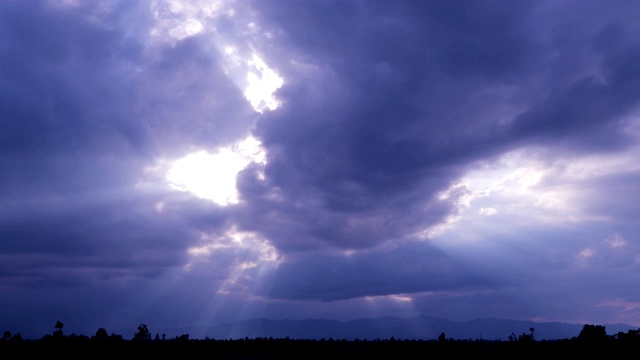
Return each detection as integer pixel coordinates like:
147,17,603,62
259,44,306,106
2,0,640,339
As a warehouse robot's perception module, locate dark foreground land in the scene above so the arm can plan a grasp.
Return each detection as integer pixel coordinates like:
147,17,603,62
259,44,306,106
2,325,640,359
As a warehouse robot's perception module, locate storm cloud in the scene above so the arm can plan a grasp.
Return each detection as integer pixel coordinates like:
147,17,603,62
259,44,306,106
1,0,640,338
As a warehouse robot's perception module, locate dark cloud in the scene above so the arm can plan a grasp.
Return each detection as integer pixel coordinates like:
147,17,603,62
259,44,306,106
2,0,640,336
0,191,221,286
136,35,258,157
230,0,640,256
0,0,246,296
236,163,461,250
420,1,534,79
256,241,491,301
232,2,533,251
0,1,144,155
509,39,640,152
0,0,254,160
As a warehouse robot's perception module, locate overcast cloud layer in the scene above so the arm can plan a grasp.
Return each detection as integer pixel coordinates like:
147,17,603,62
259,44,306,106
2,0,640,338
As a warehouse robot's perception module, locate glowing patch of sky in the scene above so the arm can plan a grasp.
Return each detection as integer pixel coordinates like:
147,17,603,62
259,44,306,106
427,141,640,249
149,1,284,112
150,0,223,41
360,293,418,320
185,228,280,296
166,136,266,205
244,54,284,112
425,150,585,241
601,298,640,312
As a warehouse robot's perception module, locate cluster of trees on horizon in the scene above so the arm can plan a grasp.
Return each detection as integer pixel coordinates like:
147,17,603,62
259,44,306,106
3,322,640,359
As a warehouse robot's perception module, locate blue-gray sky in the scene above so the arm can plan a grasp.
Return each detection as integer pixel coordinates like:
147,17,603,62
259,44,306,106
2,0,640,338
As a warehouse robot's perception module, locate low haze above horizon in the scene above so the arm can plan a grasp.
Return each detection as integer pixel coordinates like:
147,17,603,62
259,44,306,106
2,0,640,339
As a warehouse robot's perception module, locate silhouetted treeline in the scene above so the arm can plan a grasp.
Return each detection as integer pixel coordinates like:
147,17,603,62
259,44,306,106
2,324,640,359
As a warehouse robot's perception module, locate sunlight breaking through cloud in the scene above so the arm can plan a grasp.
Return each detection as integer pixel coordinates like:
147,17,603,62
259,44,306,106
150,0,284,113
6,0,640,336
244,54,284,112
167,136,266,205
150,0,224,42
185,227,280,296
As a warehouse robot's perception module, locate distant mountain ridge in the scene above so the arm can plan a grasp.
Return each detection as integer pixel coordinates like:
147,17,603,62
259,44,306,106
166,315,637,341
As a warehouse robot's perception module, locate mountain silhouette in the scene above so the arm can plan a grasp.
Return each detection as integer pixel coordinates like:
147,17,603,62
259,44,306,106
153,315,636,340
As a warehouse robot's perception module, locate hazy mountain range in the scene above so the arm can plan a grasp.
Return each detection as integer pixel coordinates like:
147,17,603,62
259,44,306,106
161,316,637,341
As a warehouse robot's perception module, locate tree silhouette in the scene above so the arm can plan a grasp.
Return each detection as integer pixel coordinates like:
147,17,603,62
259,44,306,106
53,321,64,338
134,324,151,341
2,330,11,341
526,327,535,341
578,324,608,355
578,324,607,342
94,328,108,340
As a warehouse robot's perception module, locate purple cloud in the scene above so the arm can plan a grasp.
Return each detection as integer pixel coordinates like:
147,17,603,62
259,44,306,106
2,0,640,338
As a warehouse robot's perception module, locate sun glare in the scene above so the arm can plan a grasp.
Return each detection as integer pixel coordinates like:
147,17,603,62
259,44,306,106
244,54,284,112
166,136,266,205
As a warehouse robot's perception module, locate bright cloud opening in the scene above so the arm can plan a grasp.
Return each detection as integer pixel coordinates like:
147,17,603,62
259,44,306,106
244,54,284,112
185,227,280,295
167,136,266,205
219,49,285,112
150,1,285,112
168,18,204,40
424,149,576,241
150,0,224,41
479,207,497,216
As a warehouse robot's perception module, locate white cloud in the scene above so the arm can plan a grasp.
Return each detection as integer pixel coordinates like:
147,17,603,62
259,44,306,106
244,54,284,112
479,207,497,216
166,136,267,206
605,233,626,249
